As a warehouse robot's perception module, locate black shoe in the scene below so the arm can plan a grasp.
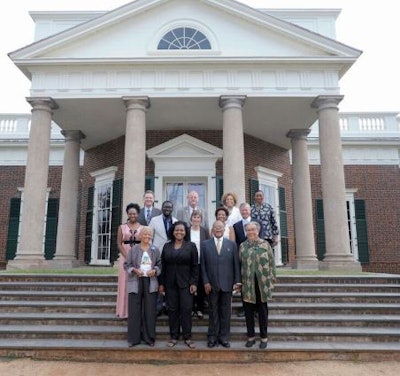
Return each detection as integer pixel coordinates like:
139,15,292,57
245,339,256,348
259,340,268,349
207,341,217,348
219,340,230,348
237,309,245,317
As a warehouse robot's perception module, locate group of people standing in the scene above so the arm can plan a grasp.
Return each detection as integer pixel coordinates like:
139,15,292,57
116,189,278,349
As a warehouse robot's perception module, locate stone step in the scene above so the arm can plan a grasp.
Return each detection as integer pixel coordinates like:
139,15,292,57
0,300,115,313
1,312,400,328
0,338,399,363
0,274,117,283
1,274,400,285
0,281,117,292
274,283,400,293
2,299,400,315
2,281,400,293
1,324,399,343
1,289,398,305
0,290,116,302
271,292,400,303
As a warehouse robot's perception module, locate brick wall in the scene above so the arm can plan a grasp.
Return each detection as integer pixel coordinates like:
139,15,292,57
0,166,63,263
310,165,400,274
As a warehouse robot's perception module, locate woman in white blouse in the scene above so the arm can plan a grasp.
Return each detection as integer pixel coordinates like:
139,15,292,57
222,192,241,227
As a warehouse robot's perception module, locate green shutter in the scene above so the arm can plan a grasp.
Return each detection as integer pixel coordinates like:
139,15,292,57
315,199,326,261
44,198,59,260
355,199,369,263
6,198,21,260
249,179,259,205
215,176,224,205
84,186,94,264
278,187,288,264
110,179,123,264
145,176,155,192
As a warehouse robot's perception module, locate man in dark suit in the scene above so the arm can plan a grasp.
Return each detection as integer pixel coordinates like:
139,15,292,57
201,220,241,348
176,190,209,231
230,203,265,246
138,190,162,226
230,202,264,317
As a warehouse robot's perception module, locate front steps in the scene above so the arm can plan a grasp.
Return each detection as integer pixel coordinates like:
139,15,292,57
0,273,399,363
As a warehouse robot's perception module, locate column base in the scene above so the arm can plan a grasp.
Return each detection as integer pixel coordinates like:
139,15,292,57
6,258,50,271
319,255,362,272
292,257,320,270
47,258,82,269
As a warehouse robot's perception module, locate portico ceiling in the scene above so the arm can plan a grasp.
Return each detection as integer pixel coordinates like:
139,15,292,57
52,96,317,151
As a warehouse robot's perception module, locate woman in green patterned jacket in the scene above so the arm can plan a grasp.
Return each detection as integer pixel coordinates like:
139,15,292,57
239,221,276,349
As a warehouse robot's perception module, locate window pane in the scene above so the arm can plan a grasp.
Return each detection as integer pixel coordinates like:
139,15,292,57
157,27,211,50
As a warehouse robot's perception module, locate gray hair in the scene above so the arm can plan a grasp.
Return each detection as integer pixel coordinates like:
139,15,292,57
244,221,260,231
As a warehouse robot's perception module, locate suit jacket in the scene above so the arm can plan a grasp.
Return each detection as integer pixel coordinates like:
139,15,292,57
148,214,177,252
200,237,240,292
138,206,162,226
160,240,199,289
124,244,161,294
176,206,209,231
232,218,265,247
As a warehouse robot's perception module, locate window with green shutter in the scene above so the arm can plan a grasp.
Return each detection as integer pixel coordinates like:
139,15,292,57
355,199,369,263
145,176,155,192
44,198,59,260
249,179,259,205
279,187,289,264
215,176,224,206
315,199,326,261
6,198,21,260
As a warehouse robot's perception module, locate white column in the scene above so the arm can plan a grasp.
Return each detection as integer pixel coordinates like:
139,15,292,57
7,98,58,270
52,130,85,268
287,129,319,270
312,95,361,271
122,97,150,211
219,96,246,204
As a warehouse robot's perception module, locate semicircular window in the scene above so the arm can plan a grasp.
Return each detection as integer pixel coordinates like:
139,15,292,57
158,27,211,50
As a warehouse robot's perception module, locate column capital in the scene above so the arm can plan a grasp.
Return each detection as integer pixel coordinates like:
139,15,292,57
26,97,58,112
61,130,86,142
219,95,246,111
122,96,151,111
287,129,311,140
311,95,343,112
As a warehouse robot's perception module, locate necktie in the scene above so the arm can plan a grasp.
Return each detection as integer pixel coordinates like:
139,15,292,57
146,209,151,224
216,238,221,254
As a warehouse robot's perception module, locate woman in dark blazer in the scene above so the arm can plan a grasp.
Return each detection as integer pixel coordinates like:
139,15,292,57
159,220,199,348
189,210,210,319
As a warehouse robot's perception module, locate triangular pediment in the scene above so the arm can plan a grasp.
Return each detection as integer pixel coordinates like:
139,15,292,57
10,0,360,63
147,134,223,160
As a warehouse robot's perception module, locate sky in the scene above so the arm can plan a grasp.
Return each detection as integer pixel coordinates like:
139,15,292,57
0,0,398,114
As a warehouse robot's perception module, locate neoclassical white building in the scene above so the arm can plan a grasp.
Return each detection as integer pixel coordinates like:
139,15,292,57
6,0,371,271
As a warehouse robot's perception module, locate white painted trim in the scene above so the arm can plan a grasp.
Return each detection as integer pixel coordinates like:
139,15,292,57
254,166,283,266
90,166,118,266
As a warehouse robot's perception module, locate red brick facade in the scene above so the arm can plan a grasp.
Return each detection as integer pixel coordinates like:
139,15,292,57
310,165,400,274
0,166,63,264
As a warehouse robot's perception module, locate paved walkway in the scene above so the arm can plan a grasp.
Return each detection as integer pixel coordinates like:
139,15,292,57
0,359,399,376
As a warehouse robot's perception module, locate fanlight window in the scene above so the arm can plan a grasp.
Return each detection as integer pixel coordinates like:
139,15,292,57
158,27,211,50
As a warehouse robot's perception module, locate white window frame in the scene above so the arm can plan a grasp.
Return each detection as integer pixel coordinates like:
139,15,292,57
254,166,283,266
346,189,359,261
90,166,118,266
